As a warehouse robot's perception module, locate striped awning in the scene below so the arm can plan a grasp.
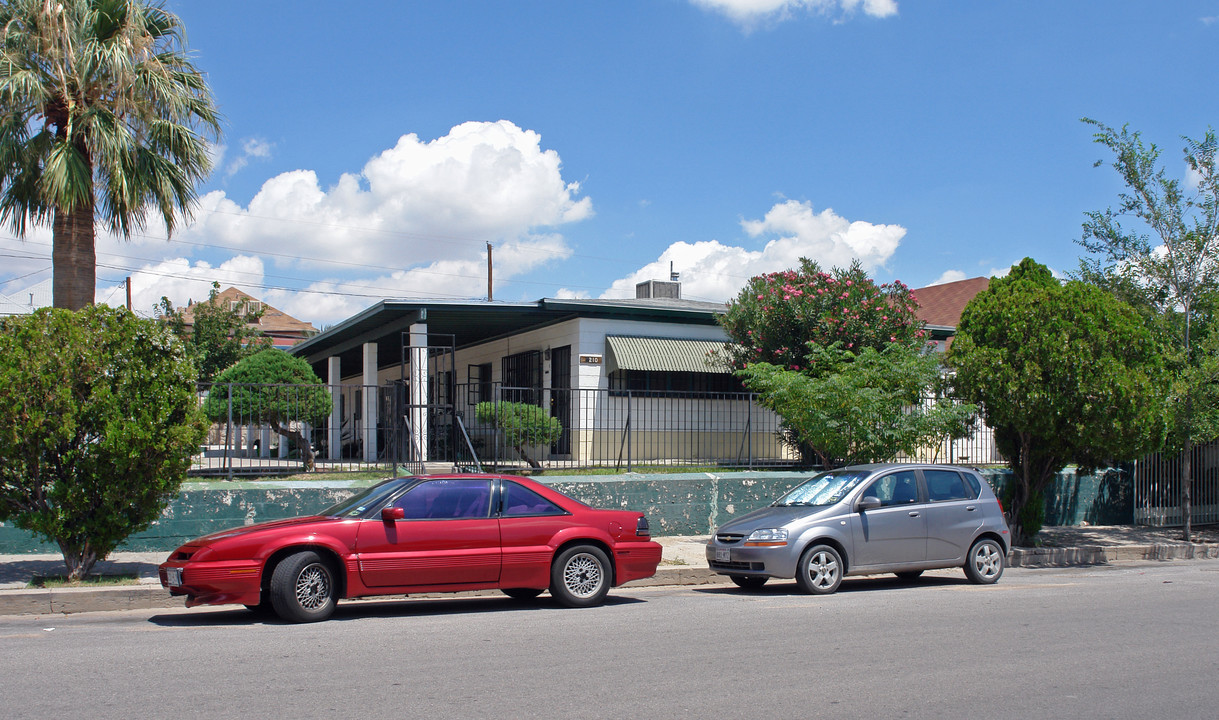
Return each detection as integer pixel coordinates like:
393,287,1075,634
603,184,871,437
604,336,733,374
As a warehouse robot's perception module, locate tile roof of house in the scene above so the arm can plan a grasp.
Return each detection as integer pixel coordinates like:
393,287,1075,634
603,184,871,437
910,276,990,329
180,287,316,345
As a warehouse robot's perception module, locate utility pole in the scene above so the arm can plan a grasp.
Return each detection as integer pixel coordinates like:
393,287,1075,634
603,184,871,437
126,276,132,311
487,242,493,301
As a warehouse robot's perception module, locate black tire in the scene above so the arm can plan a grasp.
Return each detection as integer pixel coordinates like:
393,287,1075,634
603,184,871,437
729,575,768,590
269,551,338,623
895,570,924,581
501,587,544,601
964,537,1005,585
794,544,843,595
550,545,611,608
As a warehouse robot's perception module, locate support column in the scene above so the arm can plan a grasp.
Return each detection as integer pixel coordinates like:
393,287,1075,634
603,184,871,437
328,356,341,460
408,322,429,462
363,343,379,463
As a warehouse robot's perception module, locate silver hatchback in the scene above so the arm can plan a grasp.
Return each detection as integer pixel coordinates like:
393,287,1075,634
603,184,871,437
706,463,1010,593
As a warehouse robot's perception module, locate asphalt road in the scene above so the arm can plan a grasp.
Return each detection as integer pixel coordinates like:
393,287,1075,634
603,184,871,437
2,562,1217,720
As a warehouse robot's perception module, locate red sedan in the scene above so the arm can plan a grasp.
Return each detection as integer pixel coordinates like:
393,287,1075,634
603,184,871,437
159,474,662,622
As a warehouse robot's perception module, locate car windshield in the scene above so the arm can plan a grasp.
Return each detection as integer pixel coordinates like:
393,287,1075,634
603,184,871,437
774,471,869,507
319,477,412,518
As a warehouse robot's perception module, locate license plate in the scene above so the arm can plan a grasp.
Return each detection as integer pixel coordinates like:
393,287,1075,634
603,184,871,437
715,548,731,562
164,567,183,587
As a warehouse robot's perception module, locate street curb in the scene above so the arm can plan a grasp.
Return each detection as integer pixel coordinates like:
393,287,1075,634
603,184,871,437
1009,542,1219,567
3,543,1217,618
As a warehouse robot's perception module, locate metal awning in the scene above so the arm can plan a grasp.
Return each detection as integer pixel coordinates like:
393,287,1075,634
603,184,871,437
604,336,732,374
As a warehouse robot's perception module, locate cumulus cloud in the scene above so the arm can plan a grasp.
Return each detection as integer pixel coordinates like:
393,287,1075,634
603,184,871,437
176,120,590,270
601,199,905,302
692,0,897,27
86,120,590,325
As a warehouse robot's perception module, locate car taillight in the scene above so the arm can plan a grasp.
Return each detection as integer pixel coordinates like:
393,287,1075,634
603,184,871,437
636,516,651,537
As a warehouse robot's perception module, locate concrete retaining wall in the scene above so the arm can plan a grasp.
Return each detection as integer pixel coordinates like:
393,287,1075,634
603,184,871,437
0,466,1132,554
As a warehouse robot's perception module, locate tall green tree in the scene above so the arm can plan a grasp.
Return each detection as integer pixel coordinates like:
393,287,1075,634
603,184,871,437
0,0,220,310
202,349,331,471
158,282,272,382
949,258,1166,545
0,305,206,580
1078,119,1219,540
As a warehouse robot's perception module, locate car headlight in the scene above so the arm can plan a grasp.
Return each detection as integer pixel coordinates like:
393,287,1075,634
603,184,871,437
744,528,789,546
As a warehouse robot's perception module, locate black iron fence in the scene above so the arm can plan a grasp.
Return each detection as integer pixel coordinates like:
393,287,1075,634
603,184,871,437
190,381,999,476
1134,441,1219,528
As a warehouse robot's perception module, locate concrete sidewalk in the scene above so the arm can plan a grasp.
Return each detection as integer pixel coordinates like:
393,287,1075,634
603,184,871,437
2,525,1217,617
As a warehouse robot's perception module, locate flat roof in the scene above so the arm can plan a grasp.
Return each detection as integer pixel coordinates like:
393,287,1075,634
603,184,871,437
290,297,726,378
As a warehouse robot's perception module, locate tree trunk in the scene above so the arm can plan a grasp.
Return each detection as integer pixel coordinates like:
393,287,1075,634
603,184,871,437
515,444,542,469
52,197,97,310
58,540,100,582
270,419,316,471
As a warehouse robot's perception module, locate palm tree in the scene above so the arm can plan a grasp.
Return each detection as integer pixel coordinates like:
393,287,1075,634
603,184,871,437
0,0,220,310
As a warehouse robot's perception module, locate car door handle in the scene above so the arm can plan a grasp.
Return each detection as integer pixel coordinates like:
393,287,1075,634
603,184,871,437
965,506,977,511
908,511,920,518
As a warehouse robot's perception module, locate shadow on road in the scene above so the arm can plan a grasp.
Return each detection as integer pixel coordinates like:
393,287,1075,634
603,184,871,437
147,592,645,626
694,573,968,597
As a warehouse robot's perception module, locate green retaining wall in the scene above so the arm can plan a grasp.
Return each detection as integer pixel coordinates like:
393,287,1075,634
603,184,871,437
0,466,1133,554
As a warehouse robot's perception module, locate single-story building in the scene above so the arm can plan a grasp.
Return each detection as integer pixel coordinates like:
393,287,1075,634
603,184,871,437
287,276,995,470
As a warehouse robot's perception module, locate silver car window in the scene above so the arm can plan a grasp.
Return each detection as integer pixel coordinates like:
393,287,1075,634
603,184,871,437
775,471,868,506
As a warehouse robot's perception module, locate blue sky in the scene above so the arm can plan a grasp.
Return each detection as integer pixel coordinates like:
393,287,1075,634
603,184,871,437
4,0,1219,327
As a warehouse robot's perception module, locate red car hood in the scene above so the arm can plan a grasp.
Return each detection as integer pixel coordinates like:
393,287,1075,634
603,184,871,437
189,515,335,546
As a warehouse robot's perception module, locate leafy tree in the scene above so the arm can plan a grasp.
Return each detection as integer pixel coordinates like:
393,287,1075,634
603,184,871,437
0,0,220,310
158,282,272,382
721,259,966,467
1078,119,1219,540
949,258,1165,545
475,401,563,469
720,258,926,372
202,349,331,471
0,305,206,580
738,342,975,469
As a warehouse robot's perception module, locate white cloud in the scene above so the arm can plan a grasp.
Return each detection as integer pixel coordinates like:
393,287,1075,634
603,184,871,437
692,0,897,28
86,120,591,326
601,199,905,302
929,270,967,286
179,120,590,271
225,138,275,178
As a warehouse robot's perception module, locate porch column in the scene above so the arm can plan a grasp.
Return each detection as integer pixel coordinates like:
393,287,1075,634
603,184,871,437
408,322,429,462
363,342,378,463
327,356,341,460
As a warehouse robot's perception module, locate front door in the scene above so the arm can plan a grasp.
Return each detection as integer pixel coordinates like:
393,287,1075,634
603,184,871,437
356,478,500,587
550,345,572,455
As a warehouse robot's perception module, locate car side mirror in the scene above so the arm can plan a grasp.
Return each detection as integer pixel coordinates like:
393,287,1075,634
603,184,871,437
381,507,405,521
857,496,882,512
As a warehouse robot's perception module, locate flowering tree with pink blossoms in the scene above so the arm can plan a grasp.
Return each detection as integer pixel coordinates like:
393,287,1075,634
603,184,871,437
720,259,926,375
720,258,972,468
